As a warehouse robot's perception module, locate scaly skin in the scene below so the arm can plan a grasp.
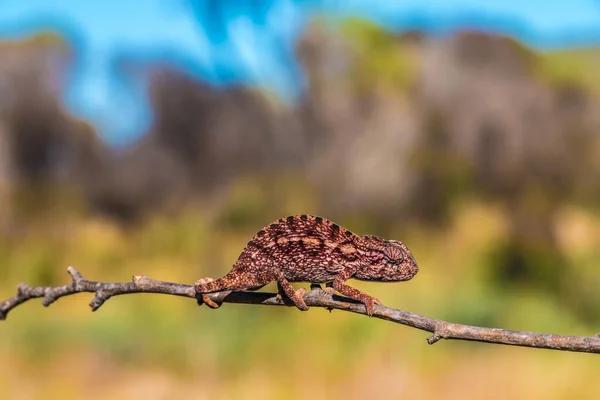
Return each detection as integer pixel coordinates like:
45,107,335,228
195,214,419,316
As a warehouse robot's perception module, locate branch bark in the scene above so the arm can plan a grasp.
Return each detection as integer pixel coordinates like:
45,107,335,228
1,267,599,354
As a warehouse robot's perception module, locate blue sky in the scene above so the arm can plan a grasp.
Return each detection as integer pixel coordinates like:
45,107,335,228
1,0,600,146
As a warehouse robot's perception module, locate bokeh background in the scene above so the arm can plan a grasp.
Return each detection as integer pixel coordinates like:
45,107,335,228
1,1,600,399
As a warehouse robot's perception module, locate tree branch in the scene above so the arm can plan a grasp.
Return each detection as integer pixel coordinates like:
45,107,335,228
1,267,599,354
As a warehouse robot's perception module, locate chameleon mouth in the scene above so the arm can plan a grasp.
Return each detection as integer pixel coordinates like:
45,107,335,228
409,252,417,266
407,252,419,275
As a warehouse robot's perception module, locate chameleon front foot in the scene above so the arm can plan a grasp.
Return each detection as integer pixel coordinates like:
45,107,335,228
323,285,336,296
362,296,382,317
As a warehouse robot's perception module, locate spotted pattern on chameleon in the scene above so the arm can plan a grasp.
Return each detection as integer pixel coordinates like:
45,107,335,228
194,214,419,316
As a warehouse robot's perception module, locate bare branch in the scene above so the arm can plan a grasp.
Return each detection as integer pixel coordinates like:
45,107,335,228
1,267,599,354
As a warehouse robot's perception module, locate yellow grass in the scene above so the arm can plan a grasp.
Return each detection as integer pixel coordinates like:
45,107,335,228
1,202,599,399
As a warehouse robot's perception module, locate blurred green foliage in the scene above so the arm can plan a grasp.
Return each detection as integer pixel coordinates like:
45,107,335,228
1,193,599,399
339,17,418,94
538,48,600,93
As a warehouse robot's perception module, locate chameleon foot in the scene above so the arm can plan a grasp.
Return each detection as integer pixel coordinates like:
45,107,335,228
276,282,308,311
323,282,336,295
293,288,309,311
323,286,336,296
202,294,220,309
363,296,382,317
195,277,220,309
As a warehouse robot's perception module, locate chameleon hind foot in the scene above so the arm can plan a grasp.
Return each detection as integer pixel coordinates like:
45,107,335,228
195,277,220,309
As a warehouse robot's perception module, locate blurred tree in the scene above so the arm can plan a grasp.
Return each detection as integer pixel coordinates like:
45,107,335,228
0,34,105,225
415,30,600,322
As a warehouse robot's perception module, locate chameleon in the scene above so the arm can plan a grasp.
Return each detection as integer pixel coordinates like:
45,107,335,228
194,214,419,316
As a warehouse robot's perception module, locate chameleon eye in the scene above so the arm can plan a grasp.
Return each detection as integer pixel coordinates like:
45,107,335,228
384,244,404,264
390,255,404,265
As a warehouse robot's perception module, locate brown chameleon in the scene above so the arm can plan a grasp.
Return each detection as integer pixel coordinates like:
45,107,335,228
195,214,418,316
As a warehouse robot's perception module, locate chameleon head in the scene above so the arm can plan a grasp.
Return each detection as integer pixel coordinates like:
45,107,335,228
355,236,419,282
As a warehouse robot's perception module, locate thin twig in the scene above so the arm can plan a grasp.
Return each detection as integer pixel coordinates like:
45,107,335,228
1,267,599,354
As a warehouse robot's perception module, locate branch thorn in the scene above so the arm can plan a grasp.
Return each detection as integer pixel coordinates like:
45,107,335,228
428,321,451,345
